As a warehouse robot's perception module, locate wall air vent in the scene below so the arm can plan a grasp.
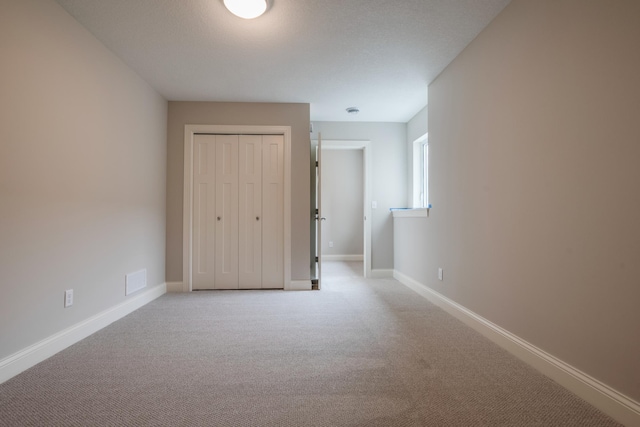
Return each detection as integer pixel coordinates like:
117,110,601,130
125,269,147,296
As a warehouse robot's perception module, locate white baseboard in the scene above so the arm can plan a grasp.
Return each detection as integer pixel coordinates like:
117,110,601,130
287,280,312,291
169,281,311,292
166,282,184,293
370,269,394,278
393,270,640,427
0,282,166,385
323,254,364,262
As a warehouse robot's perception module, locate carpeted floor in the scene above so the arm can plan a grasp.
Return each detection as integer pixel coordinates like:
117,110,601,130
0,262,622,426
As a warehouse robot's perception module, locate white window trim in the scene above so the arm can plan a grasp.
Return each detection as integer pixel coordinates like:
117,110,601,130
412,133,428,208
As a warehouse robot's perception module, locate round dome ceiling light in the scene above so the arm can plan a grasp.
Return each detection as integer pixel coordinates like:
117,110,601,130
223,0,270,19
346,107,360,115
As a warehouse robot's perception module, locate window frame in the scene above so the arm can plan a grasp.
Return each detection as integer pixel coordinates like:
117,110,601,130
412,133,429,208
420,139,429,208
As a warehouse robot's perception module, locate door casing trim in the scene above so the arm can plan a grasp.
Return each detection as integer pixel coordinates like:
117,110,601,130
313,139,372,279
183,124,292,291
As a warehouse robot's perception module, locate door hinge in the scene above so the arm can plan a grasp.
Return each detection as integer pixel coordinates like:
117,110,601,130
316,161,318,167
315,256,319,262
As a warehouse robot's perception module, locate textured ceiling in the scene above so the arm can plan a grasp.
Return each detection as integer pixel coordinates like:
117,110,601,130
55,0,511,122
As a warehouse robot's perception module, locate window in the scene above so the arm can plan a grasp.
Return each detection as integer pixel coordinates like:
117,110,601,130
412,133,429,208
420,139,429,207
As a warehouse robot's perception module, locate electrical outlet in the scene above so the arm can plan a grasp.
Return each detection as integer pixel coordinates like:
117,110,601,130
329,241,334,248
64,289,73,308
438,268,444,281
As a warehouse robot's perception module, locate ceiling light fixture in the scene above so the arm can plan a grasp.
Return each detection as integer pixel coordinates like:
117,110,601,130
223,0,270,19
346,107,360,115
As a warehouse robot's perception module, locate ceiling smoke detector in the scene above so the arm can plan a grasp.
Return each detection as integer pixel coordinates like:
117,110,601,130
346,107,360,115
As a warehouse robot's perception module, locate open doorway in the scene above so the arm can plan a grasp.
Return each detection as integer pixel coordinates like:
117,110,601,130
311,139,372,283
321,149,363,278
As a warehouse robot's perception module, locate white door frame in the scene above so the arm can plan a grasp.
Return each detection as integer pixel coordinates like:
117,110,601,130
183,124,292,292
315,139,372,278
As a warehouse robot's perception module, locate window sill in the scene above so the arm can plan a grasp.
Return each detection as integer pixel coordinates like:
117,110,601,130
390,207,430,218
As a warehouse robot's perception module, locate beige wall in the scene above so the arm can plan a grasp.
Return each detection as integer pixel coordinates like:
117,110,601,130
407,105,428,144
321,150,364,256
398,0,640,401
166,102,310,282
0,0,168,359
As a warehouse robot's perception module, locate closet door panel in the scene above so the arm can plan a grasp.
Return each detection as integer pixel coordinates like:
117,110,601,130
239,135,262,289
215,135,239,289
192,135,217,290
261,135,285,288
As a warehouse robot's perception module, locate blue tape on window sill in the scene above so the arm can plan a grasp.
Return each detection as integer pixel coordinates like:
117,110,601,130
390,205,431,218
390,204,431,211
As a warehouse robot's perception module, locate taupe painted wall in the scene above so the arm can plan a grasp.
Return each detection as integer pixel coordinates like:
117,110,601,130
397,0,640,401
312,122,407,270
165,102,310,282
321,150,364,256
407,105,428,146
0,0,167,359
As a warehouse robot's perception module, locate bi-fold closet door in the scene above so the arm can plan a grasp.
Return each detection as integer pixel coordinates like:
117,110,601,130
192,134,284,290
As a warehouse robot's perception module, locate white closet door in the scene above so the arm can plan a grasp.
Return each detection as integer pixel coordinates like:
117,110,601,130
238,135,263,289
261,135,285,288
215,135,239,289
192,135,217,290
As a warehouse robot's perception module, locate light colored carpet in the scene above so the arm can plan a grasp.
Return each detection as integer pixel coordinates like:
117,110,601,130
0,262,621,426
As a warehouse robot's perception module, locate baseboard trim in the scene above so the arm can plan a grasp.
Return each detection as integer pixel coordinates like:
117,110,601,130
0,282,166,384
323,254,364,262
166,282,184,293
393,270,640,427
169,281,311,292
370,269,394,278
287,280,312,291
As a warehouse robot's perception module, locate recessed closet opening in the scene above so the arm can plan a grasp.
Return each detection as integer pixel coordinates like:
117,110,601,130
183,125,292,292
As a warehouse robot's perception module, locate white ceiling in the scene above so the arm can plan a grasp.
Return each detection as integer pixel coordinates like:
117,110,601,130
55,0,511,122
